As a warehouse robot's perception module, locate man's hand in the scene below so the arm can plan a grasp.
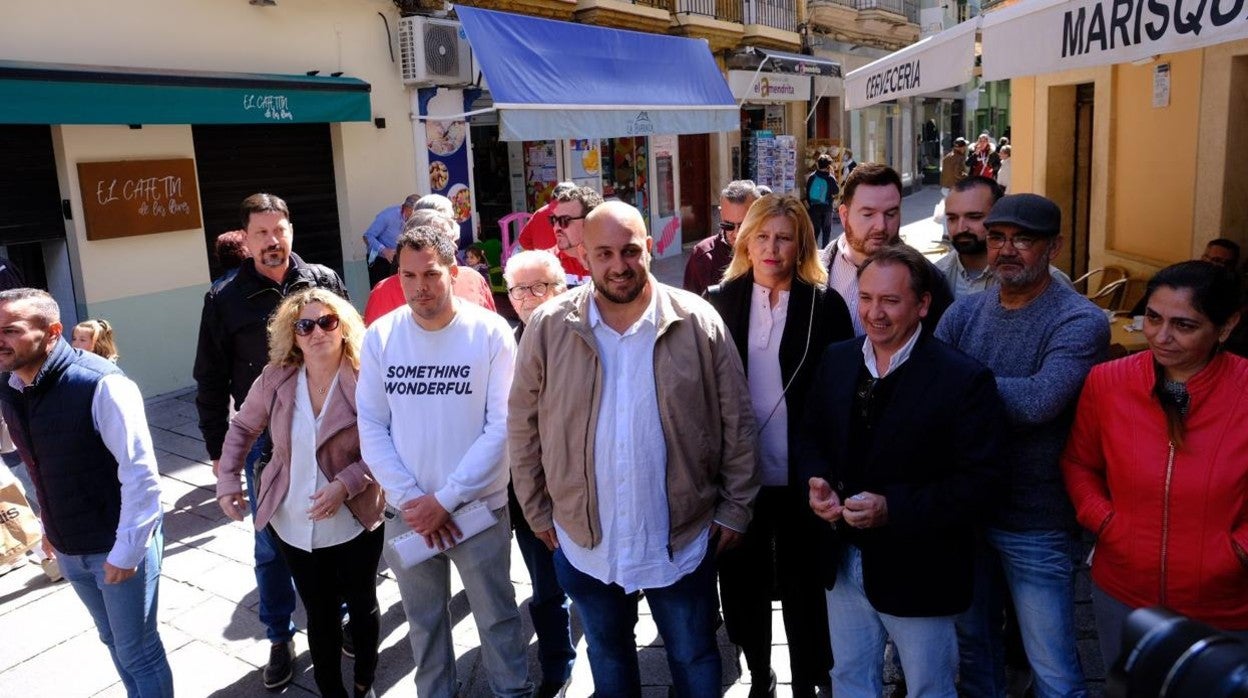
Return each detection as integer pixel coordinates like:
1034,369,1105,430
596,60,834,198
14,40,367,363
401,495,458,537
381,247,396,263
534,528,560,552
422,523,464,551
218,493,248,522
103,562,137,584
710,523,743,556
808,478,844,524
211,459,220,477
41,535,55,561
842,492,888,529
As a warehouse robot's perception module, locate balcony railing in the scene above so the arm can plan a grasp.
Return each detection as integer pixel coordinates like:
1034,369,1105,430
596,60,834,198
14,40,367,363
675,0,744,23
856,0,915,20
634,0,675,9
743,0,798,31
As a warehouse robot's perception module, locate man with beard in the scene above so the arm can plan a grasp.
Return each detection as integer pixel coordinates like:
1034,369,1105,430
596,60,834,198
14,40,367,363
820,164,952,336
550,186,603,287
936,194,1106,698
357,225,532,697
509,201,758,697
193,192,348,689
936,178,1075,301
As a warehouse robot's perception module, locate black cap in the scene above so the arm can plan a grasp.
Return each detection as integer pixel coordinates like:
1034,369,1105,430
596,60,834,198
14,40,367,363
953,137,968,146
984,194,1062,237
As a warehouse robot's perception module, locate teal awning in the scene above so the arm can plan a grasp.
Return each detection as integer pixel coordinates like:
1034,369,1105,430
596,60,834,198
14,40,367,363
0,61,372,125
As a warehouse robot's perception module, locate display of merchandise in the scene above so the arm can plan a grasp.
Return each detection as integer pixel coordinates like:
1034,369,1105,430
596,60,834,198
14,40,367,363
746,131,797,194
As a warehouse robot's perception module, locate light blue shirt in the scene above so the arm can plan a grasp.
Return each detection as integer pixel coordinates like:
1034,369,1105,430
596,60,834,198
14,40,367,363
362,204,406,258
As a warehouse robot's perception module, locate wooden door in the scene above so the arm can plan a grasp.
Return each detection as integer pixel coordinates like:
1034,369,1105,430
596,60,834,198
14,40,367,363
678,133,710,245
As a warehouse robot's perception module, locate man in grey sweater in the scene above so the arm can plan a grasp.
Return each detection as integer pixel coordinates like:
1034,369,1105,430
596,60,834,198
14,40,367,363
936,194,1107,698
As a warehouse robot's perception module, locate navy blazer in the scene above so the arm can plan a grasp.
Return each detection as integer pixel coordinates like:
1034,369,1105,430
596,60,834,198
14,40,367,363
796,332,1006,617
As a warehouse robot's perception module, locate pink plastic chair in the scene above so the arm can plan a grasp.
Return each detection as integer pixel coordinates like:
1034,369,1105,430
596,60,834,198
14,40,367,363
497,211,533,266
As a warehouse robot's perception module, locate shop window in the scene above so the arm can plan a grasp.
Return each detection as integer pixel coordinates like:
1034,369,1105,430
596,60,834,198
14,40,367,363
601,137,649,213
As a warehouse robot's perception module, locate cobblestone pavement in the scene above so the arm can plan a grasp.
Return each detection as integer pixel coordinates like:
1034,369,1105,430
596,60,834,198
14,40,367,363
0,186,1104,697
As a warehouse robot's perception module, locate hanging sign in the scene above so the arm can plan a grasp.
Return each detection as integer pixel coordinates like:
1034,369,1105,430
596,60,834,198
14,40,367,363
981,0,1248,81
844,18,979,110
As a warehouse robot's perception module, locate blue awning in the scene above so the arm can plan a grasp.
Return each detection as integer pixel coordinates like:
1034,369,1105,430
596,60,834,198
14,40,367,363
455,6,738,141
0,61,372,125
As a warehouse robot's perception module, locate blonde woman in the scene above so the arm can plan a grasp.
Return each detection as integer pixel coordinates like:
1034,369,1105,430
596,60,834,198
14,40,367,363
71,319,120,362
217,288,384,698
706,194,853,697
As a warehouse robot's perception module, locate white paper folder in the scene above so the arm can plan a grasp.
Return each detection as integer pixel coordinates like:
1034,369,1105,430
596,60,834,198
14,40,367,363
386,500,498,569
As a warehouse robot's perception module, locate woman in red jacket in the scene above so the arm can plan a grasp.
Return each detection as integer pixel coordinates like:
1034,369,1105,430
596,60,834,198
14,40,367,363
1062,260,1248,668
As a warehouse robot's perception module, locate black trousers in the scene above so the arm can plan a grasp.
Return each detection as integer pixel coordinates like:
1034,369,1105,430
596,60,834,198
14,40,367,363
718,485,833,689
367,256,393,289
275,525,385,698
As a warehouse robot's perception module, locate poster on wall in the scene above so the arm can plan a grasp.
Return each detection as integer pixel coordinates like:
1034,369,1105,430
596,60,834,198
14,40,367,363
569,139,602,189
426,119,473,249
650,135,681,259
524,141,560,211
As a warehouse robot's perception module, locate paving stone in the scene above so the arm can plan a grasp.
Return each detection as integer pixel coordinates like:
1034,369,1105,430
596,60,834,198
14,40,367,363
0,627,122,697
0,582,95,670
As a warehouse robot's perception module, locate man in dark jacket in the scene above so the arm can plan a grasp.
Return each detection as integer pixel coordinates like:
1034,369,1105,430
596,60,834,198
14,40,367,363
193,192,347,690
0,288,173,696
801,245,1005,698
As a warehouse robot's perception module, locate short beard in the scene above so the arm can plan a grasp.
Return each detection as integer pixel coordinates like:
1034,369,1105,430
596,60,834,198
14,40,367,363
844,220,900,256
996,259,1048,288
259,247,287,268
952,234,987,255
595,269,648,305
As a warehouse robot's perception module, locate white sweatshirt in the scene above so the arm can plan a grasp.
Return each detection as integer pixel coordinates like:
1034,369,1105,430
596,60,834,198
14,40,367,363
357,299,516,512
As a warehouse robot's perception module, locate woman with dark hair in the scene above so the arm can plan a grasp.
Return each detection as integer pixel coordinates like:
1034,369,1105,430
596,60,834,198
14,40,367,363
706,194,853,697
1062,260,1248,667
217,288,385,698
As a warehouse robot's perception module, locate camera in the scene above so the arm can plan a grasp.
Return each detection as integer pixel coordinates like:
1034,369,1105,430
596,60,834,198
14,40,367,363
1108,607,1248,697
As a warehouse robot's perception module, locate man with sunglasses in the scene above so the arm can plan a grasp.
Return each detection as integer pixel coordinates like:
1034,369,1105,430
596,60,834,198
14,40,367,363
193,192,348,690
683,180,759,296
549,186,603,287
936,193,1107,698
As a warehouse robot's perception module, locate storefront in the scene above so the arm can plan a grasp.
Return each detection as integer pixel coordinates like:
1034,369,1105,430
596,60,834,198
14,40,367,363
728,70,808,194
415,7,738,260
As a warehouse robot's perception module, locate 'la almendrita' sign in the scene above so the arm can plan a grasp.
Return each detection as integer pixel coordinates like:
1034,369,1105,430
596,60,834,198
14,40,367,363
981,0,1248,80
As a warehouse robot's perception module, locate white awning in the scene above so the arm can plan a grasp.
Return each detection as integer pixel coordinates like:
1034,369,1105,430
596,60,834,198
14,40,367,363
981,0,1248,81
844,18,979,110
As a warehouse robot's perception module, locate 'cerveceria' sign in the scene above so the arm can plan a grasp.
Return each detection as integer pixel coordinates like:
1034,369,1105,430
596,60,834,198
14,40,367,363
982,0,1248,80
78,159,202,240
844,18,978,110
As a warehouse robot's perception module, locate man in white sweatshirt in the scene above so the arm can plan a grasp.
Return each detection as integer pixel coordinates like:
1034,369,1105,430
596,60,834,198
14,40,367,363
357,225,531,697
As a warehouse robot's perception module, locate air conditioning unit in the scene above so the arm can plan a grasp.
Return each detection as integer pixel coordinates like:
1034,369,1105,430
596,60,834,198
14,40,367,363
399,16,473,86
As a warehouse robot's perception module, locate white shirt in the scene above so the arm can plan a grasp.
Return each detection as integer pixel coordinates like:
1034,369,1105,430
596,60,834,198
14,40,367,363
269,369,361,552
555,292,709,593
935,251,995,300
8,368,162,570
828,234,865,336
861,324,923,378
357,299,515,513
747,284,790,487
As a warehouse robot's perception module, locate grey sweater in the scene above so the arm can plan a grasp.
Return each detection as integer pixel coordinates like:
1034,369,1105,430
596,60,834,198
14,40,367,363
935,280,1108,531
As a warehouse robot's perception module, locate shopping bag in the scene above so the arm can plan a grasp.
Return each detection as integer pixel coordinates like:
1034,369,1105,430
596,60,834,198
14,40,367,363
0,481,42,565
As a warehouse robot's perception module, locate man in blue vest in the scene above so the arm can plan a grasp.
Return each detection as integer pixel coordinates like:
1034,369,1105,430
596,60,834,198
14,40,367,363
0,288,172,697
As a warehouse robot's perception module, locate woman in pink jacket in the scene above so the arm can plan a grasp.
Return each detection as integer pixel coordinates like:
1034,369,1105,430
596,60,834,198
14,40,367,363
217,288,385,698
1062,261,1248,668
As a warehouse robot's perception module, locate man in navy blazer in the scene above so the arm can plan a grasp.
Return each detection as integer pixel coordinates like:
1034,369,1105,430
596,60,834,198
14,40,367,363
800,245,1006,698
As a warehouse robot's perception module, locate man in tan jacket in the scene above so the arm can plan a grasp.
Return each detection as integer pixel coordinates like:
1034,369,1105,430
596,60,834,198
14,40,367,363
508,201,758,697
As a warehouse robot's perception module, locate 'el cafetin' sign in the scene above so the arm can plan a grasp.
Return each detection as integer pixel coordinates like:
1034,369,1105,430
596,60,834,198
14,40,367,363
77,159,202,240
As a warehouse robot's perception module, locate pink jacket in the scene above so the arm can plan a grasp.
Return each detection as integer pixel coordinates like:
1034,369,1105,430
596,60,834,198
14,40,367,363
1062,350,1248,629
216,359,384,533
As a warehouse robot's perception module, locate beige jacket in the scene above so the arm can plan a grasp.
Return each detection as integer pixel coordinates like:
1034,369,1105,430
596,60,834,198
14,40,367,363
508,281,758,551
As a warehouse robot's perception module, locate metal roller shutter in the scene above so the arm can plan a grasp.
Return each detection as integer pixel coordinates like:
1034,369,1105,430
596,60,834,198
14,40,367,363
192,123,344,280
0,125,64,245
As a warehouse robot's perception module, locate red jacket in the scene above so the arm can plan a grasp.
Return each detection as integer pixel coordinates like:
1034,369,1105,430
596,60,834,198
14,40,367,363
1062,350,1248,629
363,265,496,326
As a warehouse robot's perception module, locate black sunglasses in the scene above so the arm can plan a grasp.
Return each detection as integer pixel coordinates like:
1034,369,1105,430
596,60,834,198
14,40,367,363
549,213,587,228
719,221,741,233
293,314,340,337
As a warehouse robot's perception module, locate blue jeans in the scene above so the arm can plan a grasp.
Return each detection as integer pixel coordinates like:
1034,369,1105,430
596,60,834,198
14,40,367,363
957,528,1086,698
514,521,576,686
244,435,297,643
826,546,958,698
59,523,173,698
553,546,721,698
